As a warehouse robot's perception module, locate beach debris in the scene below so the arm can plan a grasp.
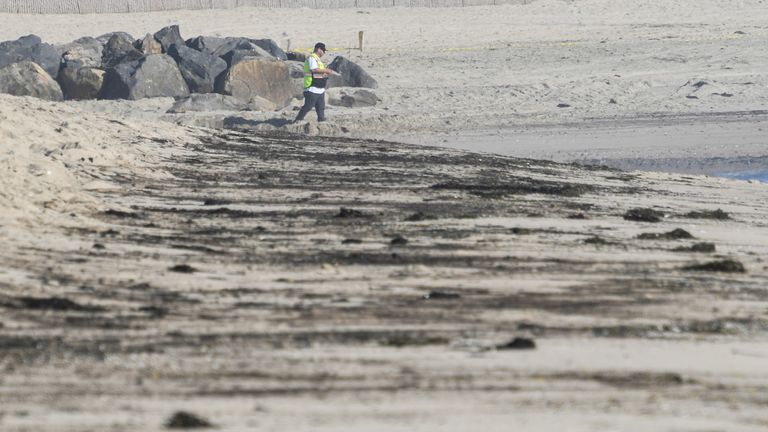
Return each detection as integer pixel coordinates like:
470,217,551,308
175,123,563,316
637,228,693,240
336,207,366,218
683,208,730,220
682,259,745,273
165,411,213,429
390,235,408,245
0,61,63,101
423,290,461,300
712,92,734,97
341,238,363,244
608,98,617,104
169,264,198,273
93,243,106,249
556,103,571,108
327,56,378,88
623,208,664,222
673,242,716,253
496,337,536,350
381,334,449,347
567,212,588,219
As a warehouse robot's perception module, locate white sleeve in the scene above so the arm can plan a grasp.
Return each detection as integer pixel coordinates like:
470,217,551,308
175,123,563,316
307,56,319,70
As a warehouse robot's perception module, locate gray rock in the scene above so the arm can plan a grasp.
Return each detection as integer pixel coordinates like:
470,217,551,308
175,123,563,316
101,54,189,100
137,33,162,55
326,87,380,107
328,56,378,89
213,38,273,67
0,61,63,101
154,25,185,53
102,33,142,68
167,93,248,113
57,37,103,67
96,32,135,45
58,65,105,100
0,34,61,79
247,95,277,112
168,44,227,94
215,57,293,107
246,38,287,60
186,36,229,54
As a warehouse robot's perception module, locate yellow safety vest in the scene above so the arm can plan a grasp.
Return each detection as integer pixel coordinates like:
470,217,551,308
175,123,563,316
303,53,326,89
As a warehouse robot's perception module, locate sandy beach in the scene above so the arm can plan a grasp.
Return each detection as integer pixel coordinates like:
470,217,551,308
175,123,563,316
1,1,768,431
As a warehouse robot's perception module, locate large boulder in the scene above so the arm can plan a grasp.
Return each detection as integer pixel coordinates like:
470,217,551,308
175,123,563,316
154,25,185,53
0,35,60,79
102,33,142,68
58,66,105,100
167,93,248,113
326,87,381,107
215,57,294,107
186,36,229,54
136,33,162,55
58,37,105,99
57,37,103,66
328,56,378,89
0,61,63,101
101,54,189,100
212,38,273,67
168,44,227,93
246,38,286,60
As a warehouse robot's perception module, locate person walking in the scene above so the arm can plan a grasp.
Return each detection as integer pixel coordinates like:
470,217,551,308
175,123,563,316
295,42,334,122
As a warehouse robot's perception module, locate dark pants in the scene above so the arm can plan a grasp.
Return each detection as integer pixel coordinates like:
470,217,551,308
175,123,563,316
295,91,325,122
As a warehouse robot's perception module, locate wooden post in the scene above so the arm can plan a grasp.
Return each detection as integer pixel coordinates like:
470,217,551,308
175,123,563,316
358,31,364,51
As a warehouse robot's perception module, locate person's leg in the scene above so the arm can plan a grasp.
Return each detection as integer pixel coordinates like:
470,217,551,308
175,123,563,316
316,92,326,122
295,91,315,121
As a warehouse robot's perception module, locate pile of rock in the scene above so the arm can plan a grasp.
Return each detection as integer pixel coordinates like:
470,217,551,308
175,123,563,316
0,26,377,110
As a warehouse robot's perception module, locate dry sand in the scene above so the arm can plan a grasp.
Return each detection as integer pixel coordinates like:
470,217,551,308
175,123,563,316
1,1,768,431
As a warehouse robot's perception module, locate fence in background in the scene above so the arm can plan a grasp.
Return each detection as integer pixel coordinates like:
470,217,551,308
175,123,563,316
0,0,530,13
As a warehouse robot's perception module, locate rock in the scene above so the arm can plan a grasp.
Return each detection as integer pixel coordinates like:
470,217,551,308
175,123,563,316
57,37,103,67
167,93,248,113
154,25,185,53
101,54,189,100
683,208,730,220
167,44,227,93
496,337,536,350
215,57,294,107
422,290,461,300
247,95,277,112
168,264,197,273
213,38,273,67
165,411,212,429
286,60,305,78
390,235,408,245
58,66,105,100
0,34,60,79
102,33,143,68
336,207,365,218
137,33,163,55
286,51,306,62
673,242,716,253
326,87,380,107
246,38,287,60
58,38,106,100
682,259,745,273
623,208,664,222
95,32,135,45
0,61,63,101
637,228,694,240
328,56,378,88
185,36,229,54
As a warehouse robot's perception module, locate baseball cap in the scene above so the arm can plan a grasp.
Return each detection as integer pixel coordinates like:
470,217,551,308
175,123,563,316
314,42,326,51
